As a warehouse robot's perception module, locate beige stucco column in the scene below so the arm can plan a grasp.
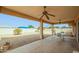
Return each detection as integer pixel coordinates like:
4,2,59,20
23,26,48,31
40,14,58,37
68,22,76,36
75,19,79,43
40,20,44,39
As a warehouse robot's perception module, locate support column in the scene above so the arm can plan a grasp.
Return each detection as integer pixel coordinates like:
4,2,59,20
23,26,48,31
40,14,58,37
75,19,79,50
68,22,76,36
51,24,54,35
40,20,44,39
76,20,79,43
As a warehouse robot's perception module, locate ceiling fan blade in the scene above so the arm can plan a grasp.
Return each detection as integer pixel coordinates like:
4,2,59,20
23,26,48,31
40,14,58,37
47,13,55,17
45,14,50,20
39,14,44,20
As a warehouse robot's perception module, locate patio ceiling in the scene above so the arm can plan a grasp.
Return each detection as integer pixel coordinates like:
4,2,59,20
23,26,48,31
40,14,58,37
0,6,79,24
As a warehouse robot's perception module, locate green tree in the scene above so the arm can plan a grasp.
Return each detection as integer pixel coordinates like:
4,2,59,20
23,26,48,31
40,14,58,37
28,25,34,28
48,25,55,29
48,26,52,29
13,28,22,35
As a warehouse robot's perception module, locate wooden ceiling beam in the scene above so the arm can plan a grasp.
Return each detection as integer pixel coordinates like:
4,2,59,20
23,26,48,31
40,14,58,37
0,6,3,13
52,20,74,24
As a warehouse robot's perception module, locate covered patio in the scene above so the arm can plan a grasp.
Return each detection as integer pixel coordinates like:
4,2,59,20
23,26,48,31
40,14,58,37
0,6,79,53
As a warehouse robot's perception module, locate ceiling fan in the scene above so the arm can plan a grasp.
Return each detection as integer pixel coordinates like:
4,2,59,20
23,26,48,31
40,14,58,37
58,19,62,24
39,6,55,20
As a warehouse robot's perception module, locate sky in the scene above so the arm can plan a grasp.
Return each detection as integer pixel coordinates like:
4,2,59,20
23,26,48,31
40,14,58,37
0,13,69,28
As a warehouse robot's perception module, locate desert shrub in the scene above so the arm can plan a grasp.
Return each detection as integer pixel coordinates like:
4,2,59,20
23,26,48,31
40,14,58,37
35,29,39,32
13,28,22,35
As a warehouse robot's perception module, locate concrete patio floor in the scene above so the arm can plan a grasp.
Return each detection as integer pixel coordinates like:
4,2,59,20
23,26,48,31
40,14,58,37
6,35,77,53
